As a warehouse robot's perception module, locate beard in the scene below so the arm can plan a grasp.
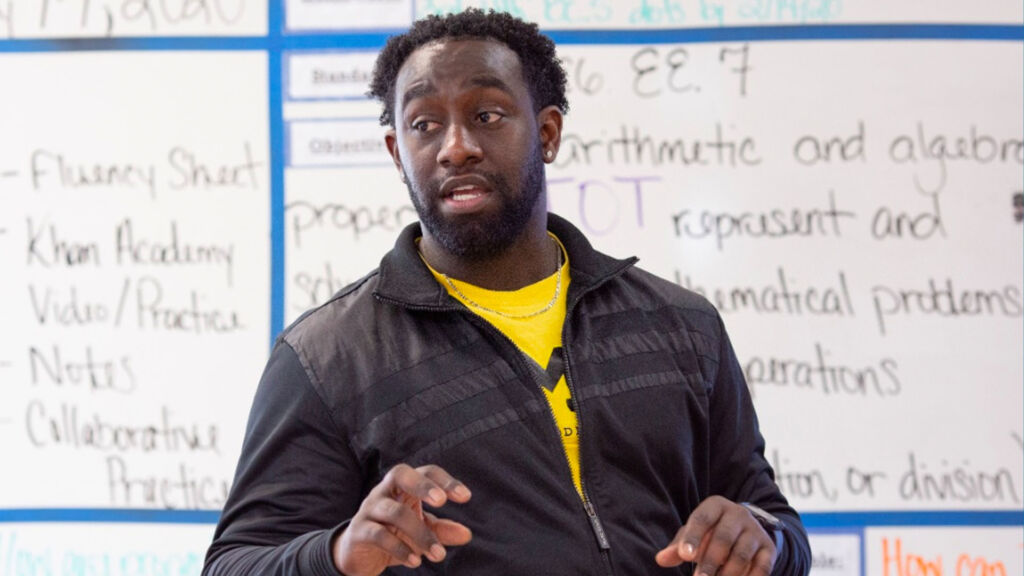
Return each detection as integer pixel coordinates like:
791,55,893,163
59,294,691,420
405,144,545,260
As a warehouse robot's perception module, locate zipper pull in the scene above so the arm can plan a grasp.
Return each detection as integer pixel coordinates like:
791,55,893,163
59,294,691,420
583,501,611,550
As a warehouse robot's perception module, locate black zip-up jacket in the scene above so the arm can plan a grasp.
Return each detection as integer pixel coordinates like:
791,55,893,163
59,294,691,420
204,214,811,576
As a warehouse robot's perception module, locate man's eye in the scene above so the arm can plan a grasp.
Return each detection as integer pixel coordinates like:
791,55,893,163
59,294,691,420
412,120,436,132
477,111,503,124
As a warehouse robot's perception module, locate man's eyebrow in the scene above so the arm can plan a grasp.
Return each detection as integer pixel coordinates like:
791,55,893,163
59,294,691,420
401,82,437,111
400,75,516,112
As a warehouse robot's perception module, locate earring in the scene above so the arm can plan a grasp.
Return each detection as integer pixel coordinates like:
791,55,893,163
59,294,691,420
545,150,553,159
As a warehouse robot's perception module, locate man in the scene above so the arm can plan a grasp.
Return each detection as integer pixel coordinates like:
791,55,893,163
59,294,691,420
204,9,811,576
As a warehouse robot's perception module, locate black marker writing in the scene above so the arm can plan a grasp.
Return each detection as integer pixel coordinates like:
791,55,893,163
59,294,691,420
793,121,866,165
871,279,1023,336
743,343,901,399
115,218,235,286
31,149,156,197
558,123,761,168
39,0,246,35
771,450,839,502
167,142,262,191
672,189,855,250
719,44,751,97
29,344,137,395
631,46,696,98
106,455,229,510
888,123,1023,194
872,189,945,241
29,284,109,327
24,400,219,454
560,54,604,96
26,217,101,268
133,276,243,334
677,268,855,317
898,452,1019,503
286,201,417,247
292,261,347,311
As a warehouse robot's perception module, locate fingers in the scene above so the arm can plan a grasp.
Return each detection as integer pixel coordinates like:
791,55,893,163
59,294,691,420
335,463,473,575
343,513,423,568
694,509,744,576
748,547,776,576
380,464,472,508
417,464,473,505
424,512,473,546
654,497,777,576
656,496,726,567
712,530,764,576
364,495,447,562
656,511,713,567
372,464,472,559
679,496,727,562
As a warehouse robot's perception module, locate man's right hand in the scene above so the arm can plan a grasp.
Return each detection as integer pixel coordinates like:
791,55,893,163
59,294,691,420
332,464,473,576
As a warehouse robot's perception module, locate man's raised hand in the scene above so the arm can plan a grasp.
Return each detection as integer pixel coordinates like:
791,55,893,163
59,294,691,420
332,464,472,576
655,496,777,576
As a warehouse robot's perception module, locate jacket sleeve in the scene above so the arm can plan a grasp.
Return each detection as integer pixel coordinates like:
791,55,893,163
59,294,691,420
203,340,362,576
706,313,812,576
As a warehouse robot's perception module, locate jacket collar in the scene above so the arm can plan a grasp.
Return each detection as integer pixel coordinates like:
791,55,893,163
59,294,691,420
374,213,637,309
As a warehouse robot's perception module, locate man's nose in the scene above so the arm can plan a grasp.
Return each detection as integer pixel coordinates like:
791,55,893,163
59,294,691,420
437,122,482,167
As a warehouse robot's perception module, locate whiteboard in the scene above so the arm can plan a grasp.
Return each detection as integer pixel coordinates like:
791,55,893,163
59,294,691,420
284,34,1024,514
0,51,271,511
2,1,1022,574
0,0,267,38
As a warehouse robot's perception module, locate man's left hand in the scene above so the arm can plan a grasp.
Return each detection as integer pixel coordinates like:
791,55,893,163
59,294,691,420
655,496,777,576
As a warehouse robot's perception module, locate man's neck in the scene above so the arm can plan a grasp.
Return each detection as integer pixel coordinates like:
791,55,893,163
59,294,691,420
419,221,557,291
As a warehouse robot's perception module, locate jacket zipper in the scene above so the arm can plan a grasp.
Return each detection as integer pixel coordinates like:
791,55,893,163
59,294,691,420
474,317,614,574
560,297,615,576
558,260,636,575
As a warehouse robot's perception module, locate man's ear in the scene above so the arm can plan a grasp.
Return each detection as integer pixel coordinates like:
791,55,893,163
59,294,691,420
384,129,407,182
537,105,563,164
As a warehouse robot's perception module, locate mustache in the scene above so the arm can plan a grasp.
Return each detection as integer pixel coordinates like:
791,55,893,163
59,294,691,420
424,170,510,196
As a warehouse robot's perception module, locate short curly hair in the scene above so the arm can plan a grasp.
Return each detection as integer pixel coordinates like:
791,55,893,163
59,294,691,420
368,8,569,127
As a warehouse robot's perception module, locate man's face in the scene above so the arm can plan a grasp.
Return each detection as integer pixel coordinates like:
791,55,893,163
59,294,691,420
385,38,560,259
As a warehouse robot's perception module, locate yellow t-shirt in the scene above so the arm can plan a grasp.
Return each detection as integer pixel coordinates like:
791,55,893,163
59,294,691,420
422,235,582,497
